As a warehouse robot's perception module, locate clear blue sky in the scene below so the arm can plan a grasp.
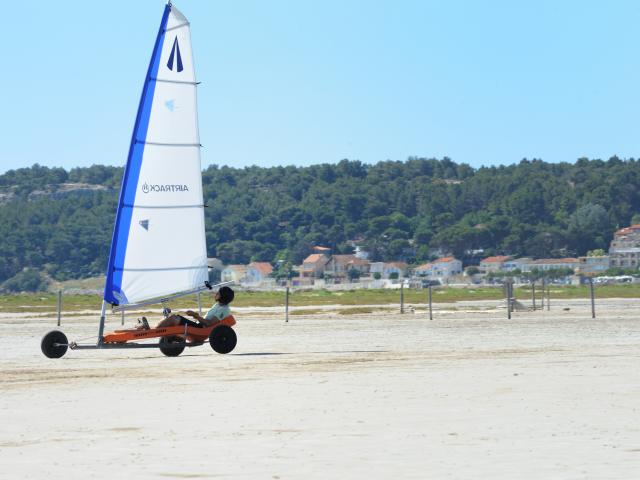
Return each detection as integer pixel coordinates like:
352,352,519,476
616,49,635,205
3,1,640,174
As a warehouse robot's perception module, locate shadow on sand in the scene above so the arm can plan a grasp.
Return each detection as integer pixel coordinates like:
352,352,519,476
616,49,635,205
232,349,388,356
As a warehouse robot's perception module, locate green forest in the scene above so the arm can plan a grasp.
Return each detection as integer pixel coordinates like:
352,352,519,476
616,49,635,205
0,157,638,290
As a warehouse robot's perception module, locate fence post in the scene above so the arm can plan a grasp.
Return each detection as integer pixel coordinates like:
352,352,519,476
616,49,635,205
547,282,550,311
532,282,536,310
541,279,545,309
589,278,596,319
57,290,62,327
285,286,290,323
428,284,433,321
506,281,511,319
197,291,202,316
400,282,404,314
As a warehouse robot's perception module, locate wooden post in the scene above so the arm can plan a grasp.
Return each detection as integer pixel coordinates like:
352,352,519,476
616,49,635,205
541,279,545,309
590,278,596,319
400,282,404,314
57,290,62,326
285,286,290,323
121,309,124,326
506,281,512,319
547,282,550,311
532,282,536,310
428,284,433,321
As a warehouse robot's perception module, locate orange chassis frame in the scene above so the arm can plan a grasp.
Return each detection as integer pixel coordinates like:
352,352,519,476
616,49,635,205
69,315,236,351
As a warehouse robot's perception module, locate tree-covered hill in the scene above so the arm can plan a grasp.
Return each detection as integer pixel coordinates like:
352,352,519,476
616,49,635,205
1,157,638,287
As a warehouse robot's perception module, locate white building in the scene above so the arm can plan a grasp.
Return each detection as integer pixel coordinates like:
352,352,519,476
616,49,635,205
221,265,247,283
354,245,369,260
521,258,579,272
414,257,463,280
370,262,407,279
577,256,610,275
502,258,532,272
609,224,640,269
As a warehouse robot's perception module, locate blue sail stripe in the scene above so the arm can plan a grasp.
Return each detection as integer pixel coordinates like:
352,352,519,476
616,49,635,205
103,5,171,305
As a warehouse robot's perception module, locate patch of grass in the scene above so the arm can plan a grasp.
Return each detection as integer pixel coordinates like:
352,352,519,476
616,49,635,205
513,284,640,299
289,308,326,316
337,307,375,315
1,284,638,313
0,293,101,312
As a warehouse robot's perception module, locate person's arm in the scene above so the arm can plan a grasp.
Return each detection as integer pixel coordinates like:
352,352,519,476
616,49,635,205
185,309,220,326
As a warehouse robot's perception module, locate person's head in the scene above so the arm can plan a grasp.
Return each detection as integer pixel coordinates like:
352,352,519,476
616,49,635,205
216,286,235,305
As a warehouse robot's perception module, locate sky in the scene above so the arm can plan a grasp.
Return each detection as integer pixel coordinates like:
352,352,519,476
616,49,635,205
3,0,640,174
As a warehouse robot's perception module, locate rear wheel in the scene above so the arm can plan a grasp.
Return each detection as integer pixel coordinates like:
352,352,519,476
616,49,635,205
209,325,237,354
41,330,68,358
159,336,185,357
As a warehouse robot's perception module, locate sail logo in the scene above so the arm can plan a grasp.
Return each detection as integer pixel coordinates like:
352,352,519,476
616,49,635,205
167,37,184,72
139,219,149,231
141,182,189,193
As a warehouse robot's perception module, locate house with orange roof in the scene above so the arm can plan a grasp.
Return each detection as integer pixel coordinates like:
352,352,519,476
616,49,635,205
221,264,247,283
325,254,356,276
321,254,372,282
245,262,274,284
609,224,640,269
299,253,330,279
479,255,512,273
348,257,371,275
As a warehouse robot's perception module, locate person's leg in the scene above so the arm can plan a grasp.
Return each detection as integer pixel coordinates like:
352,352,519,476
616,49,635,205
155,314,182,328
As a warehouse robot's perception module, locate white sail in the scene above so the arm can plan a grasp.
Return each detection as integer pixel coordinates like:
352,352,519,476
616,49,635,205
104,4,207,306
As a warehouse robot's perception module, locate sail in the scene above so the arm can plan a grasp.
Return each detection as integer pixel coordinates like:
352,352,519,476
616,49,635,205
103,4,207,306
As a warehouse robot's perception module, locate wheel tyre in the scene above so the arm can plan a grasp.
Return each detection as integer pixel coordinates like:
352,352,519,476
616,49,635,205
209,325,237,354
41,330,68,359
159,336,185,357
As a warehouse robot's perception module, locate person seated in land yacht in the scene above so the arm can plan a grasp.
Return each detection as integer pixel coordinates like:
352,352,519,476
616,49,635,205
136,286,234,330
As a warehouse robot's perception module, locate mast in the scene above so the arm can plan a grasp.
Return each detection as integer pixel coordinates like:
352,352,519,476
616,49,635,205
103,5,171,306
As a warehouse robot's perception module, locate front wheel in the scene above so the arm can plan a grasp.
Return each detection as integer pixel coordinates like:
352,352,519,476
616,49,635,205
159,336,185,357
209,325,237,354
41,330,68,358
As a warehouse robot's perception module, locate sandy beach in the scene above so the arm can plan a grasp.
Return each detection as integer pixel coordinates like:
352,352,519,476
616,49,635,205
2,299,640,479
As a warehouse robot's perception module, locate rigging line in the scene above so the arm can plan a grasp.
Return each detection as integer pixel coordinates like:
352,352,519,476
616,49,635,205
134,140,202,147
114,266,207,272
165,22,190,32
122,204,204,209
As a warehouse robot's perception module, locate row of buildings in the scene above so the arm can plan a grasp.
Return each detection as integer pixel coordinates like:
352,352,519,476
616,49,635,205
477,255,607,276
218,253,598,287
220,255,411,286
216,223,640,287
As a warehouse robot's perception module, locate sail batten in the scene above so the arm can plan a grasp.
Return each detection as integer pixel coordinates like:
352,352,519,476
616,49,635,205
103,4,207,306
122,204,204,209
115,266,207,272
135,141,201,147
165,22,190,32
